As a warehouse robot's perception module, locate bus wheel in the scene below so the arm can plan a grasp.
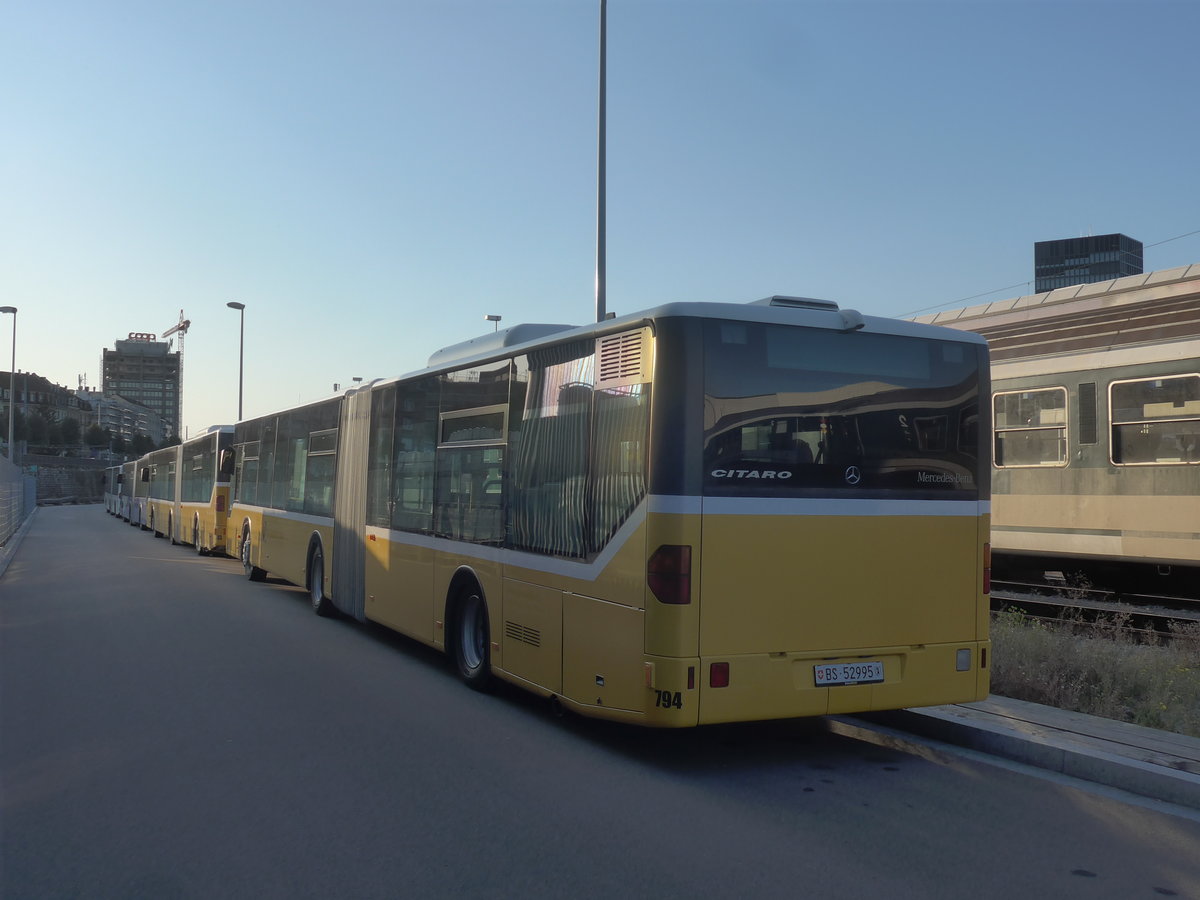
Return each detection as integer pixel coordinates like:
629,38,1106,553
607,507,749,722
241,527,265,581
452,587,492,691
194,516,206,556
309,545,334,617
169,515,177,545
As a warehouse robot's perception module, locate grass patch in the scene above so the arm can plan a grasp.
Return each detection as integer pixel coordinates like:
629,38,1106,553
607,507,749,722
989,608,1200,737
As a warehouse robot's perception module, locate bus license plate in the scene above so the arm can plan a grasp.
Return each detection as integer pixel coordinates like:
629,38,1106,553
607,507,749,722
814,661,884,686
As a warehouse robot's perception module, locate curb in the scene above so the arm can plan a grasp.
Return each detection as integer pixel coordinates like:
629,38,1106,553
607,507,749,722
838,703,1200,811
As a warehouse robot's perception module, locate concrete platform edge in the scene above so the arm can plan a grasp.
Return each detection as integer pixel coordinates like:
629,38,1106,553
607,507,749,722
852,704,1200,811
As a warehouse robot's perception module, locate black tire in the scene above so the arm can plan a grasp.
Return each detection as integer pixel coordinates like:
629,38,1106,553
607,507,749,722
194,516,206,555
309,545,334,617
451,587,492,690
169,514,177,545
241,526,266,581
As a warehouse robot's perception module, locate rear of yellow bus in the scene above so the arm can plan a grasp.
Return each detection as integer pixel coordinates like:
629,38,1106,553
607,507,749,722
643,307,990,726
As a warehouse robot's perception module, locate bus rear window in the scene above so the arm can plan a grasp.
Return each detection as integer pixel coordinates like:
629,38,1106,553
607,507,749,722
703,322,981,496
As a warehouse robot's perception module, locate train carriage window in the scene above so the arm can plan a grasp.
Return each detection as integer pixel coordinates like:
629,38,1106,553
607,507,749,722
993,388,1067,467
1110,374,1200,465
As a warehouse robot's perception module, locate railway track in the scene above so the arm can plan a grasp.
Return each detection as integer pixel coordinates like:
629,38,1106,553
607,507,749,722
990,580,1200,640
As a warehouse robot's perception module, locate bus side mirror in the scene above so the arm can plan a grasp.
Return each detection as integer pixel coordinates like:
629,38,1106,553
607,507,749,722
220,449,235,476
140,467,150,483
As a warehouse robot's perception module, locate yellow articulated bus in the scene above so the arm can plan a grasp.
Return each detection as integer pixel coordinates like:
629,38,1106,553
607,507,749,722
103,465,122,516
142,444,180,541
228,297,991,726
130,456,152,529
118,460,136,522
180,426,235,555
140,428,234,550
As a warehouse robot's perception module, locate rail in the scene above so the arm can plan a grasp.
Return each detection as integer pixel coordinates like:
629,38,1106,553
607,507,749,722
991,581,1200,641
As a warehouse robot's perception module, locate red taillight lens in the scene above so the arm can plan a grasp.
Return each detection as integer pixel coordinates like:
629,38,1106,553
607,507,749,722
710,662,730,688
983,542,991,595
648,544,692,605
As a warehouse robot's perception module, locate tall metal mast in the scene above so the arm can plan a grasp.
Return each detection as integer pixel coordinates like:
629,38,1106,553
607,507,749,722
595,0,607,323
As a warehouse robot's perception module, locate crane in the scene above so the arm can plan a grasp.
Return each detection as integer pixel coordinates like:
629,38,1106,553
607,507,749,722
162,310,190,439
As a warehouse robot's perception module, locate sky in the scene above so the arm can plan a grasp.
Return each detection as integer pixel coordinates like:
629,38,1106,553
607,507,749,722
4,0,1198,438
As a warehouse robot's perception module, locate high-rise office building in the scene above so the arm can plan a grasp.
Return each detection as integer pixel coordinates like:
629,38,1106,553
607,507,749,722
1034,233,1143,293
101,334,181,439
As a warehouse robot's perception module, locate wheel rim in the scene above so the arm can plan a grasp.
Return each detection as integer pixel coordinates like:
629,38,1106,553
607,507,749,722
241,530,252,572
310,552,323,608
460,594,486,671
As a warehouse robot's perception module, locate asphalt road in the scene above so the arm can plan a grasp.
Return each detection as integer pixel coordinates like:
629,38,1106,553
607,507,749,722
3,506,1199,899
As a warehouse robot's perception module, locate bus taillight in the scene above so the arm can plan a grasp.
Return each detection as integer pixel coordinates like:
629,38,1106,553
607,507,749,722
648,544,691,605
983,542,991,595
710,662,730,688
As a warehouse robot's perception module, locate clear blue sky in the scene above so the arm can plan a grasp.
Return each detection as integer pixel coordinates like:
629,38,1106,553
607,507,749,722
4,0,1198,437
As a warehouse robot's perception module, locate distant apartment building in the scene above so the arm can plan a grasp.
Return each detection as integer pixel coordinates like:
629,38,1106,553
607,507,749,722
2,371,93,429
101,333,181,439
76,389,166,445
2,371,96,457
1034,233,1143,294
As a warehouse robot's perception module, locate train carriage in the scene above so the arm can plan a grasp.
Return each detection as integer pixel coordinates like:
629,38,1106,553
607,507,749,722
990,339,1199,592
916,262,1200,596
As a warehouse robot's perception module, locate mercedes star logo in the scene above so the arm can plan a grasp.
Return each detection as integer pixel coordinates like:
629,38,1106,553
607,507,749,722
844,466,862,485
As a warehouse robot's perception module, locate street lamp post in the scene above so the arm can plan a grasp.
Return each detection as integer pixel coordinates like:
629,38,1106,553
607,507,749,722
1,306,15,461
226,302,245,421
595,0,607,323
484,314,502,332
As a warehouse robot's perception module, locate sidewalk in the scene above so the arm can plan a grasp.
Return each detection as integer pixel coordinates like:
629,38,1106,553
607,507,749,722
835,695,1200,811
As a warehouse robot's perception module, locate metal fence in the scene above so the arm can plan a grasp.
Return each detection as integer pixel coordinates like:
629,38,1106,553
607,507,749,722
1,454,36,547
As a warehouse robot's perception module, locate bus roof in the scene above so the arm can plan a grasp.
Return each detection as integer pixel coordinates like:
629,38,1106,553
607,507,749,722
235,297,987,426
418,297,987,376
